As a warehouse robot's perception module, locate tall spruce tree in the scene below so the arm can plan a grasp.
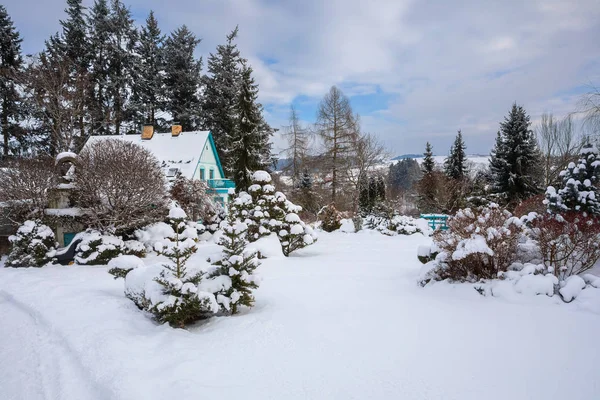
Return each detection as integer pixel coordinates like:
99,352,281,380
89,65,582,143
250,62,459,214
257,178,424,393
87,0,111,135
230,62,274,190
0,5,24,157
163,25,202,131
422,142,435,174
131,11,165,127
489,103,540,205
444,130,467,180
202,27,242,173
58,0,89,147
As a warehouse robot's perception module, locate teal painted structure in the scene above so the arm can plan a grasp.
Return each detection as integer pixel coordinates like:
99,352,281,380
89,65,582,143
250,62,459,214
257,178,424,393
63,232,77,246
420,214,449,231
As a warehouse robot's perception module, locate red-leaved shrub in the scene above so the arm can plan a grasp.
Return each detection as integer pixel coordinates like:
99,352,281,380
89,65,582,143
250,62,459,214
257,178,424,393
530,212,600,281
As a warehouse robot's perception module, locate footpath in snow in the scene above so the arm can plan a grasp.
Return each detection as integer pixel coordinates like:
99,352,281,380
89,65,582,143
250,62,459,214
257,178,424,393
1,231,599,400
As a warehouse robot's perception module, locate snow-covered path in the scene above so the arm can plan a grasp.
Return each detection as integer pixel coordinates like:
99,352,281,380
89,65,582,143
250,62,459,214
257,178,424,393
1,231,599,400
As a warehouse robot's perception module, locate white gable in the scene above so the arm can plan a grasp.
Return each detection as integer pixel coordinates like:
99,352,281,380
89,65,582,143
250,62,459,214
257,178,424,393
84,131,210,180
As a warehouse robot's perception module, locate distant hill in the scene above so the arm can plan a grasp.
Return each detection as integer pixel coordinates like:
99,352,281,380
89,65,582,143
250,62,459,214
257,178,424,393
391,154,423,160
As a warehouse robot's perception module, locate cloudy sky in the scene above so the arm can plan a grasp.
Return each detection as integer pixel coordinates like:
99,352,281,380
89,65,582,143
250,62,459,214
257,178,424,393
7,0,600,157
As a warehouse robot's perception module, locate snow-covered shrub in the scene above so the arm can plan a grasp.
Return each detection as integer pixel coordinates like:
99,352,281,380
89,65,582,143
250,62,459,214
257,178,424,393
7,220,56,268
201,219,260,314
204,207,227,234
417,244,439,264
108,255,146,279
545,143,600,215
529,212,600,281
125,207,217,327
230,170,317,256
339,218,356,233
74,230,144,265
421,204,522,284
364,214,425,236
318,204,342,232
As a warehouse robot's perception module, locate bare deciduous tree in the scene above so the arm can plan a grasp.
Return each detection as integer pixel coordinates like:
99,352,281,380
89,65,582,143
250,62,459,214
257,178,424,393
282,105,310,185
579,85,600,134
75,139,168,233
536,113,582,187
0,157,57,222
24,52,89,154
315,86,359,205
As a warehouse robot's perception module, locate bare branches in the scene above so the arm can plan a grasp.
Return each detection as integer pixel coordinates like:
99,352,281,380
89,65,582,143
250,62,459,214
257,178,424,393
75,139,168,233
536,113,582,187
0,157,57,223
282,105,310,183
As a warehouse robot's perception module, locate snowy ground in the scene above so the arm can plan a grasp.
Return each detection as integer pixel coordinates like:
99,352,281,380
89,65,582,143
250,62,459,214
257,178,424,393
1,231,599,400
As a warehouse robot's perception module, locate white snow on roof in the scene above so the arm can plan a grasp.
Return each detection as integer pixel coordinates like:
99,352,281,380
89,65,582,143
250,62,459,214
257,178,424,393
84,131,211,179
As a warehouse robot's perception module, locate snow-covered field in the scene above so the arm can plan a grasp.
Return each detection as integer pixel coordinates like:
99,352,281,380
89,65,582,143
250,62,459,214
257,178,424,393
1,231,599,400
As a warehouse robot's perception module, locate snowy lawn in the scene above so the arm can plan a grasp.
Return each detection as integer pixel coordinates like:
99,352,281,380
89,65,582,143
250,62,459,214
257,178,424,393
1,231,599,400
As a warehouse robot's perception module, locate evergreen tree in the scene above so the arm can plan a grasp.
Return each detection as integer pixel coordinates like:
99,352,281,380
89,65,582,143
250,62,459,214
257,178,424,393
388,158,421,196
163,25,202,131
58,0,90,147
358,174,372,216
294,168,320,215
444,130,467,180
209,217,260,314
422,142,435,174
0,5,24,157
203,27,242,173
127,207,217,328
546,143,600,215
230,62,274,190
489,103,540,205
131,11,165,127
87,0,111,135
376,176,386,202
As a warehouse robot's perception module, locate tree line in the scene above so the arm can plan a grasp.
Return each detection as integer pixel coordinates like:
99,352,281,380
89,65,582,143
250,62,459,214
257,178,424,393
0,1,273,190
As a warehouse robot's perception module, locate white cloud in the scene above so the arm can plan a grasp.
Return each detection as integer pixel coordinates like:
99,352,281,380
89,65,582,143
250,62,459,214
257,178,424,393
7,0,600,155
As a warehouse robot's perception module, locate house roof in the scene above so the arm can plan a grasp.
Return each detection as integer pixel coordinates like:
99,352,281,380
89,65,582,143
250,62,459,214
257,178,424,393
84,131,213,180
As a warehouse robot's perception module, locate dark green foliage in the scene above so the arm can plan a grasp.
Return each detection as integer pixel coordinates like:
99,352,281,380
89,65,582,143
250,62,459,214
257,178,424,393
210,218,260,314
131,11,165,127
388,158,421,195
0,5,24,157
444,130,467,180
163,25,202,131
7,221,56,268
546,143,600,215
359,175,386,216
202,27,242,174
422,142,435,174
230,62,274,190
489,103,541,205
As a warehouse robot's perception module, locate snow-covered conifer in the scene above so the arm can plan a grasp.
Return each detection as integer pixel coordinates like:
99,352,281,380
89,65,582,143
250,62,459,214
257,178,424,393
126,207,217,327
7,221,56,268
489,103,541,204
231,170,317,256
545,143,600,215
422,142,435,174
204,219,260,314
444,130,467,180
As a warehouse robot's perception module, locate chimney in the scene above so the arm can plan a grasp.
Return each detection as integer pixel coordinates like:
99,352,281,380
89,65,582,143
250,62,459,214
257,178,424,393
141,124,154,140
171,123,182,137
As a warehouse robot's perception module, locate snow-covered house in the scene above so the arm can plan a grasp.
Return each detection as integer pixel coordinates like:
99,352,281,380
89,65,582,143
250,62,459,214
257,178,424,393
84,125,235,209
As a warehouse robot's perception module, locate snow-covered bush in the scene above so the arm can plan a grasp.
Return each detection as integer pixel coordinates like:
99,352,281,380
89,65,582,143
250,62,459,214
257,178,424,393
529,212,600,281
75,230,144,265
545,143,600,215
108,255,146,279
318,204,342,232
230,170,317,256
7,220,56,268
125,207,217,327
339,219,356,233
421,204,522,284
364,214,425,236
204,207,227,234
201,219,260,314
169,174,216,222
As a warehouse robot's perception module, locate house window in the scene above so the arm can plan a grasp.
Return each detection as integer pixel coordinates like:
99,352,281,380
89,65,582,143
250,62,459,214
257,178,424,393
166,168,179,178
200,168,205,180
209,169,214,179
